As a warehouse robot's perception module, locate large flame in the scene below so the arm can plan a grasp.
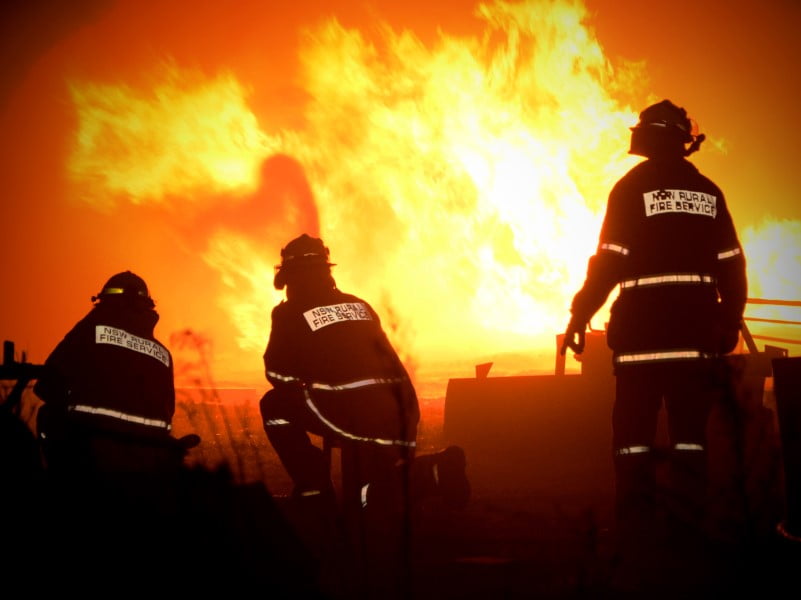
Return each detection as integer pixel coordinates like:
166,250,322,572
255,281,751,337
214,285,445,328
741,218,801,348
67,60,272,211
63,0,800,394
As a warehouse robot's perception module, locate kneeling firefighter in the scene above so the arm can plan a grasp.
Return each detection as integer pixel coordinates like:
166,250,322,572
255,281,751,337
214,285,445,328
260,234,470,521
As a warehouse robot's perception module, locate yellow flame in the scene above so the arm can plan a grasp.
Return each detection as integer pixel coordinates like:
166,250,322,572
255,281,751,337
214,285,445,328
67,60,272,211
65,0,800,392
741,218,801,348
289,0,641,366
201,230,284,352
63,1,645,388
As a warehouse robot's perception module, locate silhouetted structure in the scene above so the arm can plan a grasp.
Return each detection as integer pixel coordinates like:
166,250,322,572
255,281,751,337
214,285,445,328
774,355,801,541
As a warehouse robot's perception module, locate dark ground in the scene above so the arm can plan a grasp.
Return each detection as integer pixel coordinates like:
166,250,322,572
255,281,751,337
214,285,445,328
4,385,800,599
269,466,801,600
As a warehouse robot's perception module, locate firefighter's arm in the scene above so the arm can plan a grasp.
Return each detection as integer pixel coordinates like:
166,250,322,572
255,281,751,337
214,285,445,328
560,315,587,355
713,198,748,353
562,185,629,356
715,246,748,354
561,252,622,356
263,305,285,381
262,304,307,388
32,341,73,407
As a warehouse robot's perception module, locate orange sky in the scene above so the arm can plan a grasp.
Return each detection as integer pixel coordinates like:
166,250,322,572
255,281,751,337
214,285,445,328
1,0,799,396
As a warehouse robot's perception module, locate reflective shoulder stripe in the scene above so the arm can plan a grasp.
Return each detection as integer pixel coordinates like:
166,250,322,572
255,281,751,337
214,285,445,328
266,370,301,383
717,247,742,260
599,242,629,256
615,445,651,456
620,273,714,289
264,418,290,426
674,442,705,452
615,350,715,364
303,388,415,448
69,404,171,430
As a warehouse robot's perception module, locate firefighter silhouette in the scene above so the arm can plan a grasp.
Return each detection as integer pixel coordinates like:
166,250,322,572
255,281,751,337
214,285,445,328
34,270,185,483
260,234,470,594
561,100,747,570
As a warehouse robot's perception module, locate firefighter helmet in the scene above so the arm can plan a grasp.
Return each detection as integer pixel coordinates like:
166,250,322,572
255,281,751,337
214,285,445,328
273,234,335,290
631,100,694,142
92,270,155,308
629,99,705,157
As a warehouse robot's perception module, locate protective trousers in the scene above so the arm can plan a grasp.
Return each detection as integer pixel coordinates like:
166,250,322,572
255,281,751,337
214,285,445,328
612,361,718,541
260,388,414,504
260,388,334,495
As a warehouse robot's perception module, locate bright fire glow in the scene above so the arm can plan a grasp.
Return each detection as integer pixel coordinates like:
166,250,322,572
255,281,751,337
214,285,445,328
62,0,800,394
741,218,801,346
68,60,273,211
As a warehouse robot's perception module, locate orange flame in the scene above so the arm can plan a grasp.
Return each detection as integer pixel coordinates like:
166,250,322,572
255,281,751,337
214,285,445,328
741,218,801,349
67,60,273,212
64,1,800,395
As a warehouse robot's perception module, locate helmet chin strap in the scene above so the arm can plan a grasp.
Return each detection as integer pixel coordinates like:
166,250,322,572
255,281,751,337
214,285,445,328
274,269,287,290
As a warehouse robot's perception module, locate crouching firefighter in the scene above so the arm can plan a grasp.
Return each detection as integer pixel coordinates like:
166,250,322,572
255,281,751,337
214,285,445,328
34,271,196,504
260,234,470,528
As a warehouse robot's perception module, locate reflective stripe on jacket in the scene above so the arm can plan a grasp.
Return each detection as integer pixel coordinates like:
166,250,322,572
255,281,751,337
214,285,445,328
570,156,747,364
34,304,175,439
263,288,420,445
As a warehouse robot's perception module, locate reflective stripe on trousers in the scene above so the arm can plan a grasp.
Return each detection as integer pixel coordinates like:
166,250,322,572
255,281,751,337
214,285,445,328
615,442,704,457
615,350,716,365
615,445,651,457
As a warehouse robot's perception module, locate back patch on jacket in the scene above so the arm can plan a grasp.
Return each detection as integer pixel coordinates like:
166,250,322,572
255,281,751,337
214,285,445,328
643,189,717,218
95,325,170,366
303,302,373,331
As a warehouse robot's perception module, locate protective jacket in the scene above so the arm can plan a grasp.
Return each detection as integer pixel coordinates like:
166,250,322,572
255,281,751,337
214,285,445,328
34,302,175,442
263,287,419,447
570,156,747,367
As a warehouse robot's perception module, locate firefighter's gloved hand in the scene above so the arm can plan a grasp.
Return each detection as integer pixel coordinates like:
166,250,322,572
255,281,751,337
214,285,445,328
560,317,586,355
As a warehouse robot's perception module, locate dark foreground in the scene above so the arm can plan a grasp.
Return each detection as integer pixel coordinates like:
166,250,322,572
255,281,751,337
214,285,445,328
7,439,798,599
273,479,800,599
4,385,800,599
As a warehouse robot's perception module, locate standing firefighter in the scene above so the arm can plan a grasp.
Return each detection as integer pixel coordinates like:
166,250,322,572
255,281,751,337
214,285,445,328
560,100,747,553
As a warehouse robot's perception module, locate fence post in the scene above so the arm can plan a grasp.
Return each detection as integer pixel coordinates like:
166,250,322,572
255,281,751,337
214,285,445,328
773,356,801,541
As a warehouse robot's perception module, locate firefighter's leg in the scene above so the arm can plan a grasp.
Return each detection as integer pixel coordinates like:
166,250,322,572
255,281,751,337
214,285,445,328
410,446,470,509
340,443,414,599
664,362,715,537
259,388,332,496
338,443,414,529
612,368,663,540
